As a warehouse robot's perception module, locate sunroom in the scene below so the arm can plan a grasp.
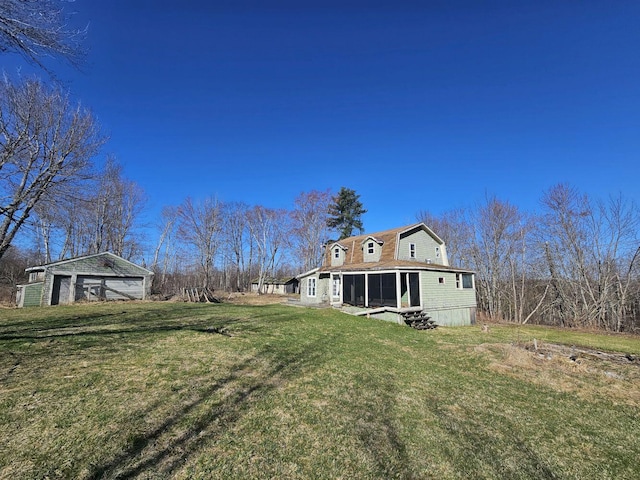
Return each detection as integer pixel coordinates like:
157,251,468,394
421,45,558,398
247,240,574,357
334,270,422,309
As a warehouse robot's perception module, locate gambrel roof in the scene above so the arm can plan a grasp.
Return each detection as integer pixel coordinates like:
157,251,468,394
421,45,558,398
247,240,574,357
322,223,445,268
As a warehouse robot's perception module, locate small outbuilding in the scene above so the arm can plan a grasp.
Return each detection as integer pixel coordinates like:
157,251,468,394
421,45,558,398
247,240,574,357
250,277,300,295
16,252,154,307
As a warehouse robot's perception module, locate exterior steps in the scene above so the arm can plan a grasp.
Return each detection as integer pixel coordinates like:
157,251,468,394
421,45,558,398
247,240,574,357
402,311,437,330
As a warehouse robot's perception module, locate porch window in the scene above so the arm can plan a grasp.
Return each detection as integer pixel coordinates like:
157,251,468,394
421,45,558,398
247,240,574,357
307,277,316,297
401,272,420,308
343,274,365,306
368,273,397,307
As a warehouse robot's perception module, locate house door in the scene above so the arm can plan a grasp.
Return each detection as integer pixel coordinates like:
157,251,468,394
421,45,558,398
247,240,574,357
51,275,72,305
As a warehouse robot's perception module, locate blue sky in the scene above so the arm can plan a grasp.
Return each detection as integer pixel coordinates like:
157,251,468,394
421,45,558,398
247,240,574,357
4,1,640,237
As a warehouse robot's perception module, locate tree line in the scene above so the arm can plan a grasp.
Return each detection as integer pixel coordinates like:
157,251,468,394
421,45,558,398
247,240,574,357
419,185,640,332
1,2,639,332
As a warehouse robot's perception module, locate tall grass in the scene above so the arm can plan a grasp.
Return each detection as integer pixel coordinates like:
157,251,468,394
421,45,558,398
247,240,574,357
1,302,639,479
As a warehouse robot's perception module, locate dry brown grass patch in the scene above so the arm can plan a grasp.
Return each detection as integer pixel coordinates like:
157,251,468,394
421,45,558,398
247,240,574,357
477,341,640,406
223,292,293,306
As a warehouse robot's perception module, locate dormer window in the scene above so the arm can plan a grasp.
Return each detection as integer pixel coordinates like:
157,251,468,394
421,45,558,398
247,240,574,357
409,243,416,259
331,243,347,266
367,242,374,254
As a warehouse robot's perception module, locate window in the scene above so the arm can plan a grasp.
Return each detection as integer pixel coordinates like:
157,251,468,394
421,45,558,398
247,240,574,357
409,243,416,259
456,273,474,289
438,277,445,284
307,277,316,297
334,248,340,258
367,242,374,254
435,246,440,258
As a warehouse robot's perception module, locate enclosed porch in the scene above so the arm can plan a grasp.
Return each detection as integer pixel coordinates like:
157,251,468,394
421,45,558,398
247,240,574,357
334,271,422,310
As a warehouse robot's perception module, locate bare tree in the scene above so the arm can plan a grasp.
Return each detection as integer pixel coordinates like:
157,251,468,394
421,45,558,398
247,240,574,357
470,196,529,321
0,77,104,262
221,201,251,291
0,245,33,302
290,189,332,272
150,205,178,294
246,206,289,294
416,208,472,268
28,157,145,262
176,197,222,290
0,0,86,69
88,158,145,259
541,184,640,330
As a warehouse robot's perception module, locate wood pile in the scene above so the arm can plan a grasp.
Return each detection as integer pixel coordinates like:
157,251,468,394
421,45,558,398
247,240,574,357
182,287,220,303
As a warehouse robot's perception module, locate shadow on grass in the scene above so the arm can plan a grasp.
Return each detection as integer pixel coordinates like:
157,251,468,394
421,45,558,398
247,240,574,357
0,304,218,336
434,405,560,479
0,303,271,348
348,373,416,479
87,333,336,479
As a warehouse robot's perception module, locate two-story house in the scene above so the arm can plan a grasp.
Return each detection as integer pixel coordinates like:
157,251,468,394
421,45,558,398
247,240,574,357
297,223,476,326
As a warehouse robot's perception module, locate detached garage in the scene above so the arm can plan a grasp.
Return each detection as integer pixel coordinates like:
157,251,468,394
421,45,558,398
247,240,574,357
16,252,153,307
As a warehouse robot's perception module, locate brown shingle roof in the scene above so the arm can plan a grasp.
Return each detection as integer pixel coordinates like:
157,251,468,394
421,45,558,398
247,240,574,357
319,260,466,273
318,223,474,274
324,223,443,266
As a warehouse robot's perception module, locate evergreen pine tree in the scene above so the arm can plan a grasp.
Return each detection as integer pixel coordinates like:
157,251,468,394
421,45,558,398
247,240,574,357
326,187,367,239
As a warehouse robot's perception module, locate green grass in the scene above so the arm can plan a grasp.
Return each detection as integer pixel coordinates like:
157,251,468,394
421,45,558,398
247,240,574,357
1,302,639,479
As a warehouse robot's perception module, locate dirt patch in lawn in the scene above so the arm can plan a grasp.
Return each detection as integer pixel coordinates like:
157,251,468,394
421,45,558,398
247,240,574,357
477,341,640,406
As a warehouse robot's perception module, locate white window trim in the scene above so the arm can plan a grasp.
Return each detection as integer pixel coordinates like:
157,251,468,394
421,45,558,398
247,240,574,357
307,277,317,297
456,273,474,289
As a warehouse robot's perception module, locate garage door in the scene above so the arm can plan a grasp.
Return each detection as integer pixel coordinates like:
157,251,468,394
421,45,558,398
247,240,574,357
75,276,144,301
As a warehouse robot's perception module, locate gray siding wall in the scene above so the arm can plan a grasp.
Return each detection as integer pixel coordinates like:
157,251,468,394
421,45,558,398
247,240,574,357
37,254,152,305
299,274,330,304
42,272,55,306
420,271,476,326
362,239,382,263
330,246,345,267
397,230,445,265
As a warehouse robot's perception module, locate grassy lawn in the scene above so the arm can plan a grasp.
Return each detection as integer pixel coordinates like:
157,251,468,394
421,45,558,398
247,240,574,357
1,301,639,479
